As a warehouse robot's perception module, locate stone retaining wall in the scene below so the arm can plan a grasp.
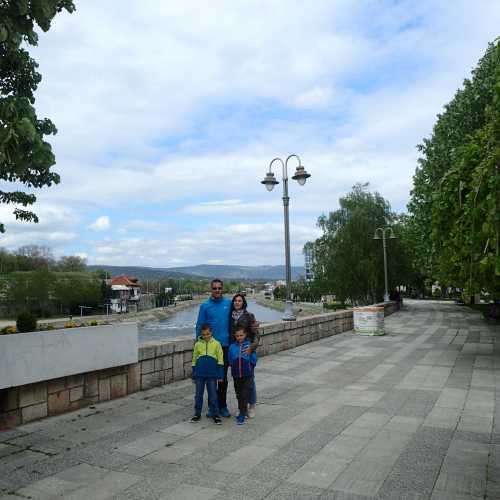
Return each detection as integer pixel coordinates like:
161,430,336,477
0,302,398,429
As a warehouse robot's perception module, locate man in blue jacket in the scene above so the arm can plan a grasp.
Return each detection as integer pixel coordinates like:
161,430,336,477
195,278,232,417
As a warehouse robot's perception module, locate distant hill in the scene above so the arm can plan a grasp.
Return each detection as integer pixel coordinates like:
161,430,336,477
164,264,305,281
86,265,193,281
86,264,305,281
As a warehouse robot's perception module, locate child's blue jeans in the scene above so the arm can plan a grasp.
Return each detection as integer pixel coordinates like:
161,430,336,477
194,377,219,416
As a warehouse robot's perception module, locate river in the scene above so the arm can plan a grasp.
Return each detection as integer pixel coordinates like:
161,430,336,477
138,298,282,344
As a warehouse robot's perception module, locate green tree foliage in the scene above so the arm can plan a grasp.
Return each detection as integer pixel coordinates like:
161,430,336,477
408,41,500,299
93,268,110,280
308,184,412,305
391,214,427,296
0,245,85,272
273,280,320,302
1,270,100,316
57,255,86,272
53,273,101,314
0,0,75,232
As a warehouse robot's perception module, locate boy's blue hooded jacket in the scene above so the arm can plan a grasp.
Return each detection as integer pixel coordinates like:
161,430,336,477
228,339,257,378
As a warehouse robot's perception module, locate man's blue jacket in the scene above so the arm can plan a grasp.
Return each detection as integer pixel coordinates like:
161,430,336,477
195,296,231,347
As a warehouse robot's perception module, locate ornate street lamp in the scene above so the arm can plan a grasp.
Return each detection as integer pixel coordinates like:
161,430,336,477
261,154,311,320
373,226,396,302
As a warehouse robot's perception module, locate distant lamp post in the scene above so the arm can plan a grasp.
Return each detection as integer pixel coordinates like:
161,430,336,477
373,227,396,302
261,154,311,321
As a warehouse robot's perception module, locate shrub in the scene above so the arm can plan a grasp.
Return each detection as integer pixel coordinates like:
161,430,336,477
90,320,98,326
64,321,77,328
0,325,17,335
16,312,38,333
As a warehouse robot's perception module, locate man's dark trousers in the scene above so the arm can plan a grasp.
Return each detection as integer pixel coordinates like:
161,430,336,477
217,346,229,410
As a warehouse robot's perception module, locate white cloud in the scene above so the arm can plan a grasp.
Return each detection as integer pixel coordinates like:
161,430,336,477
2,0,497,266
0,230,78,248
294,87,335,109
85,222,321,268
0,203,80,251
88,216,110,231
201,199,242,207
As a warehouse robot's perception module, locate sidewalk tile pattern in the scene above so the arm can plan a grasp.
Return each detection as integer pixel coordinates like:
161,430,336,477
0,300,499,499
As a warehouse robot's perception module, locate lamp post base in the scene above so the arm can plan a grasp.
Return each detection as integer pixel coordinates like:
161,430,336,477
383,292,390,302
282,301,296,321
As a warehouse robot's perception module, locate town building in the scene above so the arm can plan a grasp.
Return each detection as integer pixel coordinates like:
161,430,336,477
109,275,141,313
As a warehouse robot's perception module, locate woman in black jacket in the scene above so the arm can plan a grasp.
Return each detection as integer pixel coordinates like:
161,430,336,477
229,293,260,417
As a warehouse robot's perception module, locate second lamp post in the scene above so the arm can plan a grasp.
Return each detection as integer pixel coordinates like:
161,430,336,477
261,154,311,321
373,226,396,302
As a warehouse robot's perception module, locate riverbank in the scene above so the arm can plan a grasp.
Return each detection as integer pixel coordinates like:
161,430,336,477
0,297,206,330
254,296,327,317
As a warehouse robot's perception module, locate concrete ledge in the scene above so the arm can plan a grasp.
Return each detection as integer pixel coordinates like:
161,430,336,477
0,323,138,390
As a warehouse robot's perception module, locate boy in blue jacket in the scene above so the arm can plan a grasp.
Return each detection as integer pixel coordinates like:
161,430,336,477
195,279,232,417
191,324,224,425
228,326,258,425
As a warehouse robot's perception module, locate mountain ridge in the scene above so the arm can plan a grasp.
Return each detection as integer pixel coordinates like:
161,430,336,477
86,264,305,281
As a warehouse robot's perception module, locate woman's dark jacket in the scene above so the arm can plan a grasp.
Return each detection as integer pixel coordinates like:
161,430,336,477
229,310,260,351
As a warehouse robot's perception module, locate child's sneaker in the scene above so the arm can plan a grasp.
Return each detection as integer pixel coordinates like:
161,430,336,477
236,414,246,425
212,416,222,425
190,415,201,423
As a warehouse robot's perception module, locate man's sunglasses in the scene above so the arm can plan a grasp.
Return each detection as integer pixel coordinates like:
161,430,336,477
212,287,222,291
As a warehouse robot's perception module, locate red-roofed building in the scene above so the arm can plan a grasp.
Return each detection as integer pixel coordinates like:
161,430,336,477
109,275,141,313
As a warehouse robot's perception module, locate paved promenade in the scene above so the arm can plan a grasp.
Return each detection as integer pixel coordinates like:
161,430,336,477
1,300,499,499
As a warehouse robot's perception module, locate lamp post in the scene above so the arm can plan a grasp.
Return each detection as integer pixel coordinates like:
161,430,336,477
373,226,396,302
261,154,311,321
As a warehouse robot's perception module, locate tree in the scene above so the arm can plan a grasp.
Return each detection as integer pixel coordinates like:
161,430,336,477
408,40,500,301
0,247,17,273
51,273,100,315
392,214,426,296
93,268,110,280
16,244,54,269
57,255,86,272
308,184,412,305
6,268,55,316
0,0,76,232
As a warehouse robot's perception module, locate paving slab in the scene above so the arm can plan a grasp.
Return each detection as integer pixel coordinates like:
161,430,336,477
1,299,499,499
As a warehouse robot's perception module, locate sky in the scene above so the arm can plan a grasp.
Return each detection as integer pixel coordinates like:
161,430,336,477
1,0,499,268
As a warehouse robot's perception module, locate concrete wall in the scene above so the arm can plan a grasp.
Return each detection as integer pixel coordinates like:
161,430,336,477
0,302,398,429
0,323,138,390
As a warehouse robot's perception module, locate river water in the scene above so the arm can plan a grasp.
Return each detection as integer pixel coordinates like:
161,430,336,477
138,298,282,344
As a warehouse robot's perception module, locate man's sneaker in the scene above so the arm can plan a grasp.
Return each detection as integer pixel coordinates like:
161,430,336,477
212,416,222,425
190,415,201,423
247,405,256,418
236,414,246,425
220,407,231,418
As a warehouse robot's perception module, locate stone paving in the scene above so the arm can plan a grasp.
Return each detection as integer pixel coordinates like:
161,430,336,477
1,299,499,499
